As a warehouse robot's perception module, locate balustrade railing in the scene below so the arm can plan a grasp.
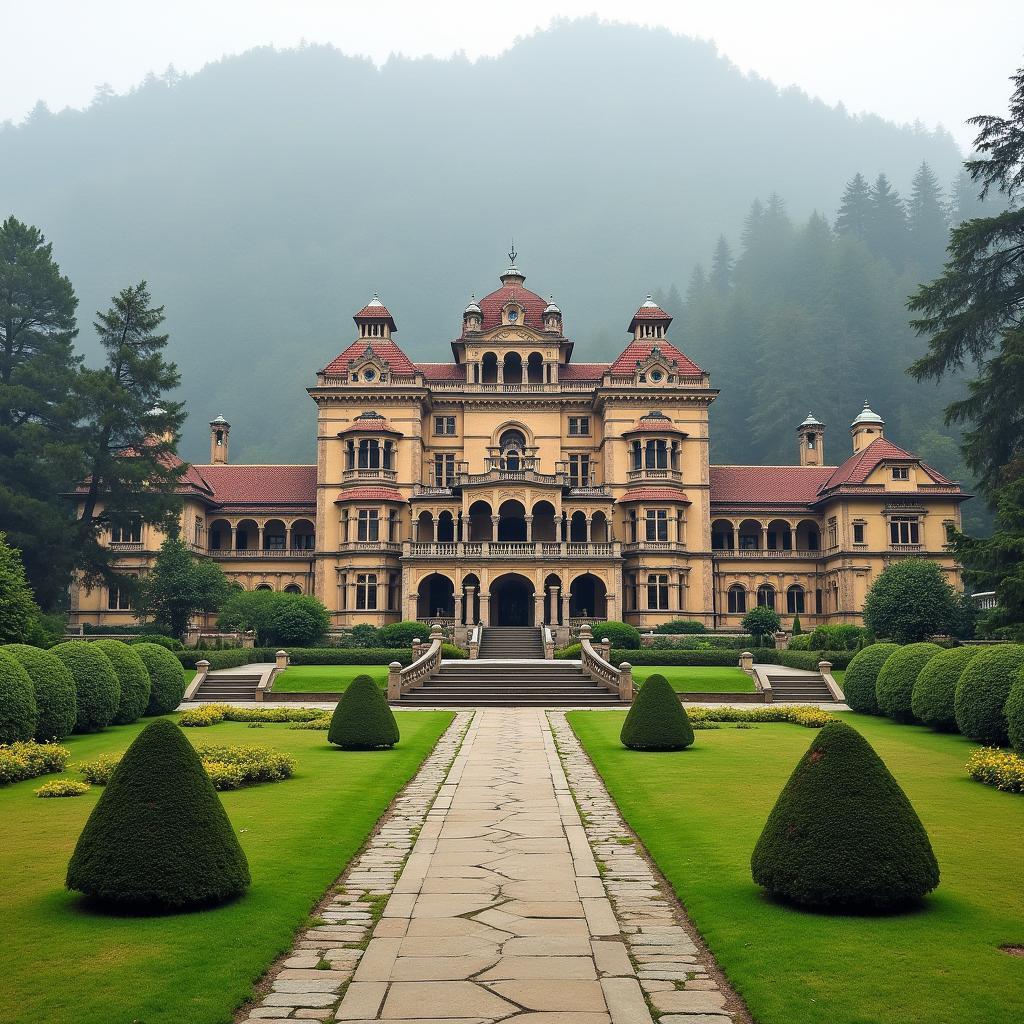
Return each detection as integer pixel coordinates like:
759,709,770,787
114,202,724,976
209,547,315,558
403,541,621,559
342,467,397,482
578,624,632,702
626,468,682,482
711,548,815,559
388,625,445,700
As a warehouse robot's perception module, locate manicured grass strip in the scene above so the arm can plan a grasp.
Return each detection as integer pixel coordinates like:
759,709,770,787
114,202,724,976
272,665,389,692
568,711,1024,1024
632,665,756,693
2,710,453,1024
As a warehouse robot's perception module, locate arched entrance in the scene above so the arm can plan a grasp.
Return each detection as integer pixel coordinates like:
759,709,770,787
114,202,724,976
569,573,607,619
490,573,534,627
417,573,455,619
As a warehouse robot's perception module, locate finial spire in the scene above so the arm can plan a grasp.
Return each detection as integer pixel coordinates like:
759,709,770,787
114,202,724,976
508,238,517,265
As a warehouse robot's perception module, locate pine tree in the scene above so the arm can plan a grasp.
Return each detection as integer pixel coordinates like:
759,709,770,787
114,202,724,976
0,532,42,644
866,173,909,265
74,283,187,588
709,235,734,294
947,170,986,225
0,217,84,608
907,162,949,273
835,172,871,241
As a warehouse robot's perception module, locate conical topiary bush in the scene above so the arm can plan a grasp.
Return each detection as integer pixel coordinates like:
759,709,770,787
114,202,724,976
134,642,188,715
840,643,899,714
911,645,982,732
875,642,943,723
328,674,399,749
67,719,250,908
751,721,938,911
620,674,694,751
4,644,77,740
93,640,152,725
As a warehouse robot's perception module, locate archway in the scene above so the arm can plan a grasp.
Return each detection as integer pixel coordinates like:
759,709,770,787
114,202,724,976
416,510,434,543
544,573,563,625
591,511,609,543
291,518,315,550
738,519,762,550
532,500,557,542
461,573,480,625
417,573,455,619
503,351,523,384
497,500,526,542
569,510,587,542
263,519,286,550
527,352,544,384
569,573,607,619
766,519,792,551
490,573,534,626
209,518,232,551
796,519,820,551
481,352,498,384
437,510,455,543
468,500,492,541
235,519,258,551
711,519,735,550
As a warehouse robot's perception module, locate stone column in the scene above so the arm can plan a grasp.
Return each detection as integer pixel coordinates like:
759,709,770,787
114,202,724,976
533,591,544,628
524,515,533,542
761,525,769,550
257,525,265,551
231,526,238,550
479,592,490,627
432,516,439,543
561,590,570,625
285,525,292,550
491,515,500,541
454,591,463,626
464,585,476,624
585,517,593,543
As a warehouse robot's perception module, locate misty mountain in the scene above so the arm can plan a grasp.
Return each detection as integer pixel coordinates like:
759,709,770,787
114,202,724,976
0,18,965,463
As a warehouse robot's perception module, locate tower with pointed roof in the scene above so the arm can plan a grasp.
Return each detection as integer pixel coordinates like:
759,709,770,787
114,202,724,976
851,401,884,453
797,413,824,467
210,414,231,464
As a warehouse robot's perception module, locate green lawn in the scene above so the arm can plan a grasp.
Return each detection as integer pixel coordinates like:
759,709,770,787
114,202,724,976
632,665,756,693
568,711,1024,1024
2,710,453,1024
272,664,389,692
832,668,846,688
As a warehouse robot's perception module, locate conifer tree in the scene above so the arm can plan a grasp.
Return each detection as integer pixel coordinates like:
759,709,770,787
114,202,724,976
709,236,734,294
74,283,187,588
0,217,84,607
907,162,949,273
866,173,909,265
834,172,871,241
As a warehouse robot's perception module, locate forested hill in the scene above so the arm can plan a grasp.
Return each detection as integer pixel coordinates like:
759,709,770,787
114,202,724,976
0,18,964,462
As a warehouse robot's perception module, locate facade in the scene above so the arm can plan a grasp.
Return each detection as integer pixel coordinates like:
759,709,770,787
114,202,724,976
71,260,967,639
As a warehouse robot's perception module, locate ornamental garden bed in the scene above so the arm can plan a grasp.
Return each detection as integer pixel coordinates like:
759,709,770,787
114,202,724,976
0,711,453,1024
567,709,1024,1024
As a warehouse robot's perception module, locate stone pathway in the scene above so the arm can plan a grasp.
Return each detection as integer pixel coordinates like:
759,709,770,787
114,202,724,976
241,708,746,1024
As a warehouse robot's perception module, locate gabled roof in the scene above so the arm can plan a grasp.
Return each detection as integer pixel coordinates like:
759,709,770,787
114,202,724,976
195,464,317,505
709,466,836,506
619,487,690,503
321,338,417,376
609,339,703,376
820,437,952,492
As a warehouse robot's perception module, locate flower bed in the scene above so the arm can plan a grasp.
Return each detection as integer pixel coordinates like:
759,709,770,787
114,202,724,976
0,741,71,785
35,780,90,798
687,705,836,729
965,747,1024,793
178,704,326,727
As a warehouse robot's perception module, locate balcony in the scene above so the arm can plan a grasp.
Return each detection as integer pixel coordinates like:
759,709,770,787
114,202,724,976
108,541,144,554
622,541,685,554
342,467,398,482
209,547,316,559
711,548,819,559
626,468,682,483
889,543,924,553
403,541,621,560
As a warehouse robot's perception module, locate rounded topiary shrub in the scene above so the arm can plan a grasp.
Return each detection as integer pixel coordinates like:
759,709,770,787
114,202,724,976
328,674,399,749
375,620,432,647
911,645,983,732
954,644,1024,746
875,643,943,723
750,721,939,911
620,674,694,751
840,643,900,714
4,644,77,740
0,648,39,743
585,620,641,649
135,642,188,715
50,641,121,733
66,718,250,908
93,640,152,725
1005,672,1024,755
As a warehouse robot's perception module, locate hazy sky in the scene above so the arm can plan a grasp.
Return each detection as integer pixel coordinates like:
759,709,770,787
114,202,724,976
2,1,1022,149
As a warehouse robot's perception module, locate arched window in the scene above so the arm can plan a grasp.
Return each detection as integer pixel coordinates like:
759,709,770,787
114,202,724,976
727,585,746,614
499,429,526,472
645,439,668,470
786,585,805,614
284,583,302,595
756,584,776,610
255,583,273,591
357,438,381,469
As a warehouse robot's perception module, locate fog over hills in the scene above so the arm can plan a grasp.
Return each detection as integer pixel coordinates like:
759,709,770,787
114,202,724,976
0,19,964,462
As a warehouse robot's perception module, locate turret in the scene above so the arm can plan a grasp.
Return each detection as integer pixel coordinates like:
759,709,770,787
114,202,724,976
797,412,824,466
851,401,884,454
462,295,482,333
628,296,672,341
353,294,396,341
543,297,562,334
210,414,230,464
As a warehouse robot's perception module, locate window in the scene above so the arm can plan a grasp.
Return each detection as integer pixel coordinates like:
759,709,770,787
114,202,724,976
283,584,302,594
853,522,865,544
727,585,746,614
568,454,591,488
433,453,457,487
892,466,910,480
647,573,670,610
357,509,379,542
107,584,132,610
193,518,203,546
264,531,286,550
644,439,668,469
388,573,399,611
568,416,590,436
890,516,920,545
757,584,776,610
827,517,838,548
645,509,668,542
627,509,638,544
815,588,823,614
786,585,805,614
357,438,381,469
110,516,142,543
434,415,456,436
356,573,377,610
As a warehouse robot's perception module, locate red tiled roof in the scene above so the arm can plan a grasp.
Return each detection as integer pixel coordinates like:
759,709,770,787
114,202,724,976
418,362,466,381
710,466,835,505
78,442,214,499
354,301,394,320
619,488,690,503
337,414,401,435
560,363,607,381
609,339,704,376
335,486,405,502
630,302,672,322
624,412,687,435
195,464,317,504
477,283,549,332
321,338,417,376
820,437,952,491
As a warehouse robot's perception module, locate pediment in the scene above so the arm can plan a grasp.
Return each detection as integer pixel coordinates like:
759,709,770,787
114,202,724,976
479,325,546,343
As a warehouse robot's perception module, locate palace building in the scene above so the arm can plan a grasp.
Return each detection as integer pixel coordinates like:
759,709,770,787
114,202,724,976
70,259,967,640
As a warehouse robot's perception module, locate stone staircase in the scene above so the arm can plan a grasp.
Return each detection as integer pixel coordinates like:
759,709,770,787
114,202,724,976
477,626,545,659
400,661,625,706
763,671,836,702
190,671,262,702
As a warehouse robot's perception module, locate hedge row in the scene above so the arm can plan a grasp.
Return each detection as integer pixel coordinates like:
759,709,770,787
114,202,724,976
596,648,854,669
176,647,440,670
752,650,856,671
